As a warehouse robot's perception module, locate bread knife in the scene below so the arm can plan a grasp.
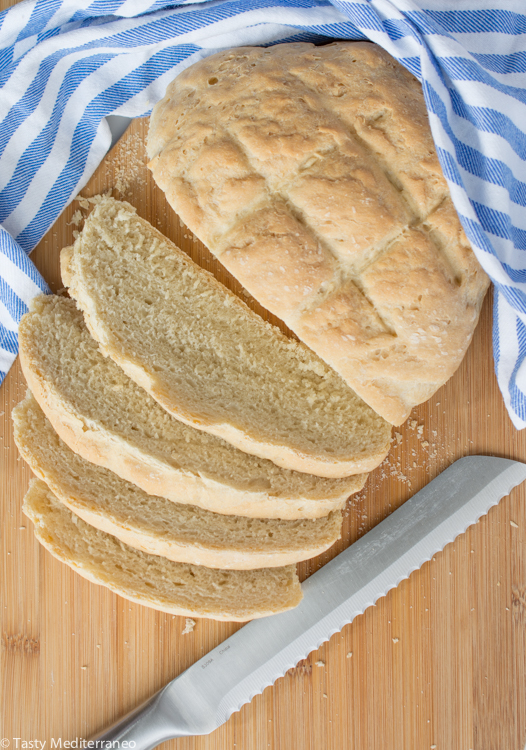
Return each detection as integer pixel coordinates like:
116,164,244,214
88,455,526,749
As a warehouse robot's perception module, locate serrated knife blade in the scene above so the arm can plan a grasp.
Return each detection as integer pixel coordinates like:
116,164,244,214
88,455,526,749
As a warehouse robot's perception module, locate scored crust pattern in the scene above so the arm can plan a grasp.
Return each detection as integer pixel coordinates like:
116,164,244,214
147,42,490,425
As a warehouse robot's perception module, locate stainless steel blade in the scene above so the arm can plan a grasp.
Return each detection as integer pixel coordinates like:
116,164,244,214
89,455,526,749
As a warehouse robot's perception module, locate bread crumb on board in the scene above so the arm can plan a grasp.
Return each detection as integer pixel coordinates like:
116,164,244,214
111,132,148,195
343,407,472,520
182,618,196,635
68,210,83,227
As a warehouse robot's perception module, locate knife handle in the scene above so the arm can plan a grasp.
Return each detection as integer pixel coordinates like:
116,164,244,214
87,686,191,750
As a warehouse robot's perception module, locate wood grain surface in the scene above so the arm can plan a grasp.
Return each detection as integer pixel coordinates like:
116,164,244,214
2,30,526,750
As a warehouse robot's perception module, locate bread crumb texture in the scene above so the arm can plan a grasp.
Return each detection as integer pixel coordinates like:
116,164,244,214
22,480,303,622
148,42,490,425
182,618,196,634
18,294,366,519
65,196,392,477
12,392,345,568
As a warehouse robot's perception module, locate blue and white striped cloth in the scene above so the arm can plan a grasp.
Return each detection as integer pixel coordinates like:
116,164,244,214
1,0,526,427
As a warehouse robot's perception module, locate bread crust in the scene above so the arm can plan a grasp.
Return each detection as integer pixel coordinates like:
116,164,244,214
148,42,490,425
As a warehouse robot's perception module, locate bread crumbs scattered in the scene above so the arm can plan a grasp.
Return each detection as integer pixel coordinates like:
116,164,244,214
68,210,83,226
75,193,111,210
346,652,353,658
182,618,196,634
75,196,90,209
111,132,147,194
374,455,411,488
511,520,519,528
392,637,399,644
315,660,325,667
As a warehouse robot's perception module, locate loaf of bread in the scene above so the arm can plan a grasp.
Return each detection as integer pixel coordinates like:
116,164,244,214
61,196,391,476
147,42,490,425
23,480,303,621
14,392,343,569
19,295,365,519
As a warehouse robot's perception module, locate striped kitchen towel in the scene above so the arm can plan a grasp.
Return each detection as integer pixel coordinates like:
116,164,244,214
1,0,525,427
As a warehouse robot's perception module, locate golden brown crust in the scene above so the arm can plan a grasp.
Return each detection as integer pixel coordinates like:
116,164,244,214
148,42,490,425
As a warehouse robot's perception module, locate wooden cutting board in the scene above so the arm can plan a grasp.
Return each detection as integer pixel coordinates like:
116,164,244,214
3,116,526,750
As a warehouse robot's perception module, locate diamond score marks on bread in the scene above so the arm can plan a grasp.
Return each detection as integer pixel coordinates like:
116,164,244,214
61,196,392,478
147,41,490,425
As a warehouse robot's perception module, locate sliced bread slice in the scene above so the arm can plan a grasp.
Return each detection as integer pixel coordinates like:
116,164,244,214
13,392,343,569
18,295,365,519
23,480,302,621
62,196,391,477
